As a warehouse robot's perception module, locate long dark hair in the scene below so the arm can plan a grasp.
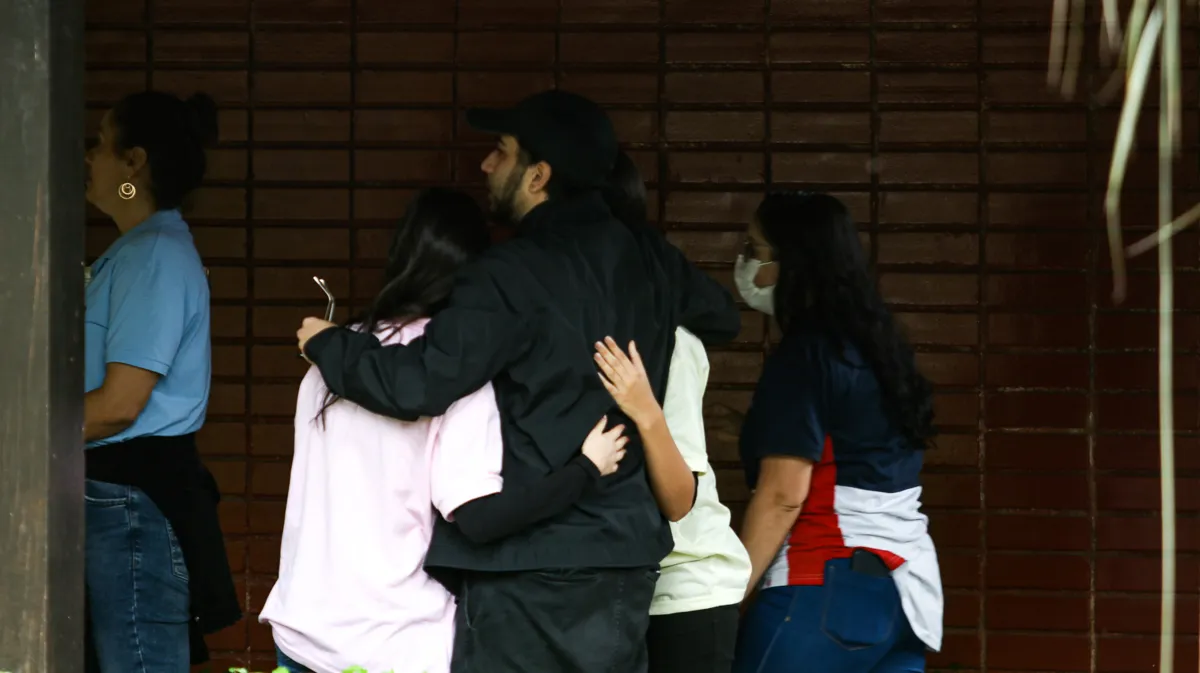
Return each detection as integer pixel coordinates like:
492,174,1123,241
757,191,937,450
315,188,490,425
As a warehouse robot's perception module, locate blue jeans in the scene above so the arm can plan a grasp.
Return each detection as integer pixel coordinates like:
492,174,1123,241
276,646,316,673
733,559,926,673
86,479,191,673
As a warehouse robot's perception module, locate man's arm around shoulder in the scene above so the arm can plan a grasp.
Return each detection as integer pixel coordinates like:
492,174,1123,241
303,254,533,421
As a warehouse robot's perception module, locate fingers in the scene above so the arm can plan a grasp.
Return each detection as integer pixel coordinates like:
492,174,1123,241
594,341,624,382
297,316,323,335
603,424,626,440
596,337,641,392
612,443,628,474
593,340,622,380
588,415,608,436
603,336,635,370
598,373,618,397
628,341,646,373
594,338,618,364
604,446,627,476
594,351,619,384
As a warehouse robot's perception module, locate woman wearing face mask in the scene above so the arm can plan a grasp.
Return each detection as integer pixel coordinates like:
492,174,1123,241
732,192,943,673
83,90,240,672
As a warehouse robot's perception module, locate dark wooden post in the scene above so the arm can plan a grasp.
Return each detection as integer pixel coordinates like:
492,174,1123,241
0,0,86,670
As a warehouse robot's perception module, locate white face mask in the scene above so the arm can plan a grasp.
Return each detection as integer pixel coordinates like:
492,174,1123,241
734,254,776,315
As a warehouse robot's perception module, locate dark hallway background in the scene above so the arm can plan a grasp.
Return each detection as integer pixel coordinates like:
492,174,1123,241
82,1,1199,670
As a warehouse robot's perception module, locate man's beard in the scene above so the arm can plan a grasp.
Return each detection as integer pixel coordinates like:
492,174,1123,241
488,167,525,226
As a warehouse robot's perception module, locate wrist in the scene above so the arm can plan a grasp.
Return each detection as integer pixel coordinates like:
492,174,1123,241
303,325,339,360
636,408,667,434
573,454,602,481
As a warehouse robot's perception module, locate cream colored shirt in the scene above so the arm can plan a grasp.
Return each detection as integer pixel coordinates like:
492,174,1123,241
650,328,753,616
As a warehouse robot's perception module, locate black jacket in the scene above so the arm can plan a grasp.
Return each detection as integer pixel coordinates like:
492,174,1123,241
306,193,740,571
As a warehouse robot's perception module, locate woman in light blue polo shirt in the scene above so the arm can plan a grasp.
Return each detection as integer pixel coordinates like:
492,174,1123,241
83,90,239,673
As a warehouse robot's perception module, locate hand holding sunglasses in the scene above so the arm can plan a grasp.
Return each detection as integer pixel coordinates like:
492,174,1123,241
297,276,338,361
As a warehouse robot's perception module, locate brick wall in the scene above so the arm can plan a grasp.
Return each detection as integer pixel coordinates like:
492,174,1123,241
83,1,1199,671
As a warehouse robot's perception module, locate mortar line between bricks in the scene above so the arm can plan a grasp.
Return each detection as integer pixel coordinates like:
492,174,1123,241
88,20,1138,33
764,0,774,192
81,98,1129,113
974,0,989,667
450,0,460,189
138,178,1143,191
1083,1,1099,669
92,61,1129,74
1194,25,1200,673
347,0,358,319
554,0,563,91
656,0,668,240
868,0,880,296
243,0,258,661
761,0,773,351
143,0,152,90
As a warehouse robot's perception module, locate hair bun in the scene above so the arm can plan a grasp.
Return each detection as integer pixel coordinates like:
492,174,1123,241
184,92,219,148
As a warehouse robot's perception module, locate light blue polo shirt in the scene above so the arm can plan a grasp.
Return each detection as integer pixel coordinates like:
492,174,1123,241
85,208,211,448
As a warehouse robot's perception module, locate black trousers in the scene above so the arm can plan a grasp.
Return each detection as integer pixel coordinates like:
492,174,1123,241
451,567,658,673
647,604,740,673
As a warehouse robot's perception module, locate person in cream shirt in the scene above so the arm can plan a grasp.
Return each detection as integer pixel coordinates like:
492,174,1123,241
596,150,751,673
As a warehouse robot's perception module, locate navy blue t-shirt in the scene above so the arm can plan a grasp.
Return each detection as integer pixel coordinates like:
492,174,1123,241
738,318,926,586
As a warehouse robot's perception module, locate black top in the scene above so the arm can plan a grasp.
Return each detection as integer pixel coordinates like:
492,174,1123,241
452,455,602,545
306,192,740,572
85,433,242,665
451,436,700,546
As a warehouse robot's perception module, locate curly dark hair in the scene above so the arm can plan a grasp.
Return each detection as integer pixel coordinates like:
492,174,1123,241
757,191,937,450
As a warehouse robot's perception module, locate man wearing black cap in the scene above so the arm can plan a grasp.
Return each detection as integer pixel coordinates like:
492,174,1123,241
296,89,740,672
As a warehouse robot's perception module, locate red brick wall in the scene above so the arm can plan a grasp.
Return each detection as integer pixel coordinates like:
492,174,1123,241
84,1,1199,671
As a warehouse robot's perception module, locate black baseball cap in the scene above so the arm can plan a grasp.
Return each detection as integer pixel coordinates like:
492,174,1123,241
466,89,618,189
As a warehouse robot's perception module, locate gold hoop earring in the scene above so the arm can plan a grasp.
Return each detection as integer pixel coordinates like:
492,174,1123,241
119,182,136,200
